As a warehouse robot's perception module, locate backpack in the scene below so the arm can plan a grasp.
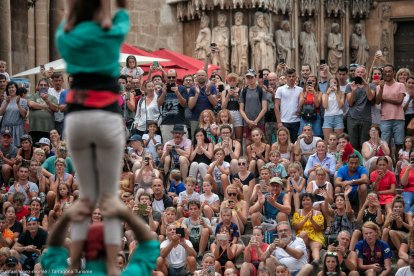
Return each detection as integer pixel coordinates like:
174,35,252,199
242,86,264,106
301,103,317,121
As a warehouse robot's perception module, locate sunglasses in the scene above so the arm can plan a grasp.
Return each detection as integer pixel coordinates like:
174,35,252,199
26,217,38,222
228,193,237,197
238,162,246,166
167,76,176,79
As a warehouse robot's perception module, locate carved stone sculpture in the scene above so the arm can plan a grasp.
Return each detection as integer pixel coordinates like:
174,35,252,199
275,20,292,67
233,0,243,9
325,0,345,17
212,13,230,71
263,13,275,70
231,12,249,75
300,0,319,16
274,0,292,14
299,21,319,74
249,12,268,71
195,15,211,60
351,23,370,66
327,23,343,74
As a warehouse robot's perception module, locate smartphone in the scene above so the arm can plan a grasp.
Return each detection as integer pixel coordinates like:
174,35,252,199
373,75,380,81
264,79,269,87
40,64,45,70
137,203,147,214
36,167,42,178
145,156,150,162
333,240,339,247
320,59,326,65
217,233,227,241
153,61,159,68
176,227,185,238
210,42,217,47
410,157,414,164
39,87,48,96
135,88,142,96
273,233,279,240
218,84,225,92
119,84,125,91
354,76,363,85
206,265,215,275
279,58,285,64
251,236,256,243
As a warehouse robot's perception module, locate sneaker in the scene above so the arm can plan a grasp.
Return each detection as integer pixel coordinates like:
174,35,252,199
311,260,319,275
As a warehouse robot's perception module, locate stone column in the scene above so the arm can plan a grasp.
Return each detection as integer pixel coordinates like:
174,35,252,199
317,0,325,61
28,6,36,86
344,1,350,66
293,0,300,71
49,0,64,60
35,0,50,68
0,0,12,74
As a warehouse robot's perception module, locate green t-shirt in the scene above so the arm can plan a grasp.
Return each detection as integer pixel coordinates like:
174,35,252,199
42,156,75,175
55,9,130,78
40,240,160,276
27,93,58,132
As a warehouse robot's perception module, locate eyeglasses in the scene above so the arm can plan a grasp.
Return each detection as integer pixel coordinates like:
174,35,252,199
228,193,237,197
316,174,325,176
167,76,176,79
26,217,38,222
185,79,192,82
350,64,359,67
238,162,246,166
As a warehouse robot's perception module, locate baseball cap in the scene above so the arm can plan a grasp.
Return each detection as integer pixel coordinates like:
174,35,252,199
245,69,256,77
37,137,51,146
269,177,283,186
128,134,143,142
6,256,18,266
1,129,12,137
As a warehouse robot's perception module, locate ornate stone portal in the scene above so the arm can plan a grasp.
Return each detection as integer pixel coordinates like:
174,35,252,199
174,0,376,75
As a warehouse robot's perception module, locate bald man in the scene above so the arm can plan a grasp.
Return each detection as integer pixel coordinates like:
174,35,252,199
188,70,217,138
157,69,189,142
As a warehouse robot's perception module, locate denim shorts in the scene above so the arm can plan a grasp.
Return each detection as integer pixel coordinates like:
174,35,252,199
323,114,344,130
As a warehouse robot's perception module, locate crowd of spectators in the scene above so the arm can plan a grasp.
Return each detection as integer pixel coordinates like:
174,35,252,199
0,47,413,276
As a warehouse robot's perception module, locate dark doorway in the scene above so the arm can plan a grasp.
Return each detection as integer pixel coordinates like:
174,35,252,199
394,21,414,72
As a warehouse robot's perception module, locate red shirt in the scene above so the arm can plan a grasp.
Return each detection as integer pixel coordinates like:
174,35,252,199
400,166,414,193
370,170,396,204
15,206,29,221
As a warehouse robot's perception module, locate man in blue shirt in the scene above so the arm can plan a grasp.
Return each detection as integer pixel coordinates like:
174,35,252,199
335,153,368,210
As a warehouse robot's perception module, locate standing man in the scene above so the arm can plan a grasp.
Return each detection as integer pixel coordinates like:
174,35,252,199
376,64,406,160
47,73,65,136
0,130,17,186
275,68,302,143
188,70,217,138
264,72,278,144
239,69,267,145
158,69,188,142
299,64,311,88
345,65,375,151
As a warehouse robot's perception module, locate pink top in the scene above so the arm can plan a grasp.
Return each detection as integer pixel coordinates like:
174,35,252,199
377,82,406,121
370,170,396,205
163,138,192,153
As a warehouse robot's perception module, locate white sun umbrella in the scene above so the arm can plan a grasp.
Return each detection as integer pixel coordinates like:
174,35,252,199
11,54,169,78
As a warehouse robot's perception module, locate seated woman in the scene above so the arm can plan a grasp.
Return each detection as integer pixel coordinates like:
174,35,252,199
232,156,255,205
350,192,384,250
361,125,392,174
317,251,346,276
189,128,213,180
292,193,324,264
246,127,270,175
240,226,269,276
4,205,23,240
304,140,335,182
214,125,241,175
326,230,358,276
271,127,299,170
205,148,230,196
134,153,160,199
396,228,414,269
370,156,396,215
28,159,48,200
382,196,413,250
322,188,354,245
400,155,414,214
13,135,35,178
396,136,414,176
119,156,134,194
211,224,238,274
23,197,48,231
220,185,248,234
194,253,220,276
306,166,334,213
200,181,220,221
46,158,74,209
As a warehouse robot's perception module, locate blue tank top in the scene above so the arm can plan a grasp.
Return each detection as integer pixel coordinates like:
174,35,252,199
263,191,285,219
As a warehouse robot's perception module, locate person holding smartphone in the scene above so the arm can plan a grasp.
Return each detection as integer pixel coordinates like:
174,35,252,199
240,226,269,276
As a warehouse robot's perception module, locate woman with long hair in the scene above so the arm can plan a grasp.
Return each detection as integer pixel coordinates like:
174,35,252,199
298,75,322,137
317,252,346,276
271,127,299,169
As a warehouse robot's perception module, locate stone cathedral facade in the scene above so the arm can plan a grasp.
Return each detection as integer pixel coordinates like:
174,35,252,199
1,0,414,81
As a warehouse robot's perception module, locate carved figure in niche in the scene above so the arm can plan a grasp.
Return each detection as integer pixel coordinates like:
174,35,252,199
327,23,343,74
233,0,243,9
351,23,369,66
382,4,391,19
195,15,211,60
194,0,207,10
263,13,275,70
275,0,291,14
231,12,249,75
299,21,319,74
187,1,195,20
212,13,230,71
275,20,292,67
213,0,226,9
249,12,268,71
